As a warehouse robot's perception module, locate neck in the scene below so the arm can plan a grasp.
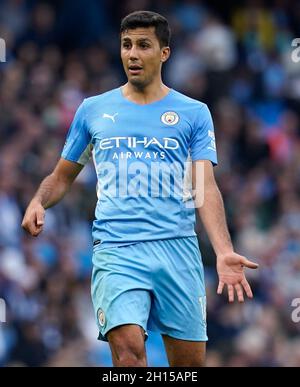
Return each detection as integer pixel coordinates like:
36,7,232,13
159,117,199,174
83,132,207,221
122,79,170,105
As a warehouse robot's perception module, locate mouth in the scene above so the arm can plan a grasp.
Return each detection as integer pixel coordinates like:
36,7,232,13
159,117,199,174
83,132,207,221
128,64,143,75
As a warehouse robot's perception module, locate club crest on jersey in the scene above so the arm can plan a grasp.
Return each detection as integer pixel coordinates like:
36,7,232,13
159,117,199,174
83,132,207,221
98,308,105,327
161,111,179,126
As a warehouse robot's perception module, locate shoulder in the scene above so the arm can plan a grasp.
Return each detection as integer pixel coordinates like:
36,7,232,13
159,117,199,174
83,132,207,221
83,88,121,110
171,89,207,111
170,89,211,124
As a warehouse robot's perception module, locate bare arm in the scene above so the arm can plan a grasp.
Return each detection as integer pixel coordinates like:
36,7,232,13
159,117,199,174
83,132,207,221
193,160,258,302
22,158,83,236
193,160,233,257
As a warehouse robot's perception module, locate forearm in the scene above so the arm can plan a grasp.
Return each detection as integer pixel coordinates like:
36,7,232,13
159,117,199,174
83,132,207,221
197,183,233,256
32,173,71,209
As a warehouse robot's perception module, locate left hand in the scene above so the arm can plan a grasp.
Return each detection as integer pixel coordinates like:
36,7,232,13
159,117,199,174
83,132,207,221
217,252,259,303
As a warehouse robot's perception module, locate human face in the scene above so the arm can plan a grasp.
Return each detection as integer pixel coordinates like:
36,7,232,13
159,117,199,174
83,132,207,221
121,27,170,89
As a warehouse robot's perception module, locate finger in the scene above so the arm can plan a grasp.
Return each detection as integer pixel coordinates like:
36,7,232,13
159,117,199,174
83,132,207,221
32,230,42,237
227,284,234,303
28,225,41,237
240,258,259,269
36,210,45,226
241,279,253,298
217,281,224,295
21,218,33,233
235,284,244,303
22,219,42,237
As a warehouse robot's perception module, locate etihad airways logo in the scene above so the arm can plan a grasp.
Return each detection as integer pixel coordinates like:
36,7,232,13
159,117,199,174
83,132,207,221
99,137,179,150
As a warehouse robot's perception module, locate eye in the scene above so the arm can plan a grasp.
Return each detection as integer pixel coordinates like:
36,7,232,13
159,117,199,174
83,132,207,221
123,42,131,49
140,43,149,49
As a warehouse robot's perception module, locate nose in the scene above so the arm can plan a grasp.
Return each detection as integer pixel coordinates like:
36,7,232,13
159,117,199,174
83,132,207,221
129,45,139,60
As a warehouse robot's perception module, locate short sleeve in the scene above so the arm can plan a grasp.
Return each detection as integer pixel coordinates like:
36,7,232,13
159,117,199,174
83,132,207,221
61,100,92,166
190,104,218,165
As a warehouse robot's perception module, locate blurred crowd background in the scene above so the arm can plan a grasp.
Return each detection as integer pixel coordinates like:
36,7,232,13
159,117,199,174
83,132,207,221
0,0,300,367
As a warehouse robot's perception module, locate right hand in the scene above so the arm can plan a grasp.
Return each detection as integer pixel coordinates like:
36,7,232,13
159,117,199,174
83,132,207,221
21,200,45,237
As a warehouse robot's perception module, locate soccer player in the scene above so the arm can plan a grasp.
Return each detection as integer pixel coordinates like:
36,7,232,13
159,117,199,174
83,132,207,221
22,11,259,367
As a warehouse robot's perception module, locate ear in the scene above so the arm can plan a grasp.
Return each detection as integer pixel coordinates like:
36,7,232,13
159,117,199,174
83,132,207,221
161,46,170,63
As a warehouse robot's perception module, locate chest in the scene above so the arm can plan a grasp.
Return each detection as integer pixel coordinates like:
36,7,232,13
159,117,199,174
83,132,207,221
88,107,192,154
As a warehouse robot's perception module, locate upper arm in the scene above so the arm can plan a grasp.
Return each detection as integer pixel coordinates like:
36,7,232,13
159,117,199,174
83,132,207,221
190,104,218,166
191,160,219,209
61,100,92,166
52,158,84,185
192,160,217,192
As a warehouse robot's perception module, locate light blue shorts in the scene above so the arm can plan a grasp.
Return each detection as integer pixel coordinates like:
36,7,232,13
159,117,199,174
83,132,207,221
91,236,207,342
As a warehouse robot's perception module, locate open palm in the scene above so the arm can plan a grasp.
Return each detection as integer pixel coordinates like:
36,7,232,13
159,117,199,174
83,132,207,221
217,252,259,303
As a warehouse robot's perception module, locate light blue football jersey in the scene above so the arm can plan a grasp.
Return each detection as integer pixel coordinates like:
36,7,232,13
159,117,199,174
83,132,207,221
61,87,217,248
